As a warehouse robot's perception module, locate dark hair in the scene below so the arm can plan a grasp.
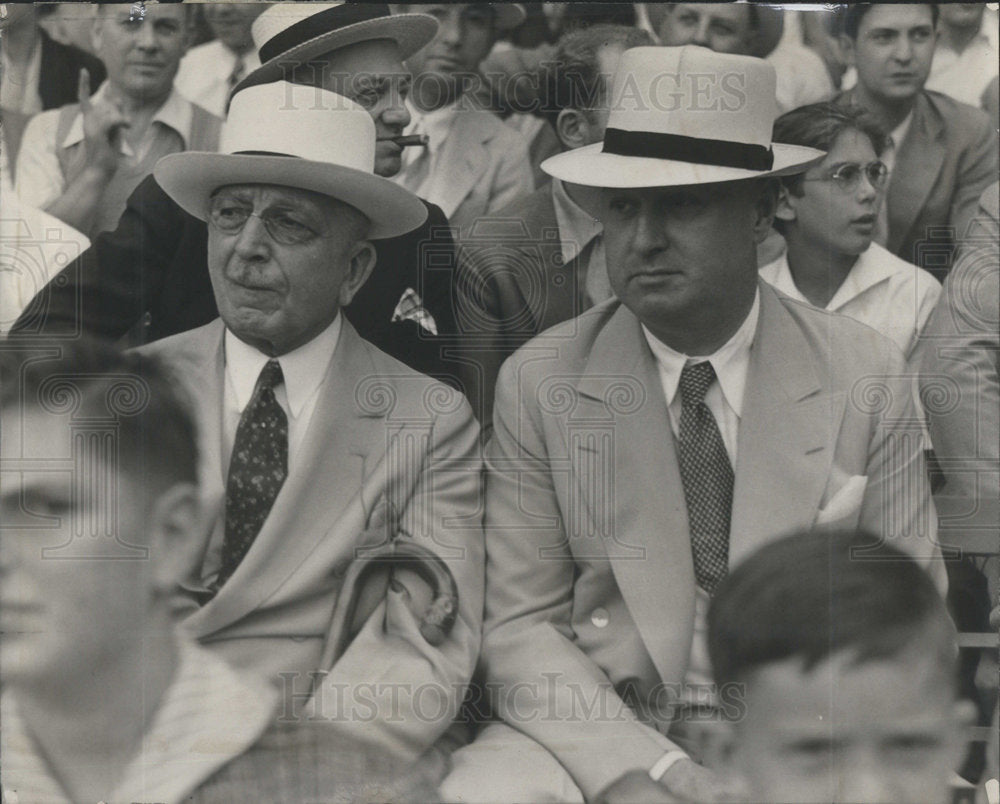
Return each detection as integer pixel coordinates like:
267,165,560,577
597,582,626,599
840,3,939,40
772,101,888,207
538,24,654,127
0,338,199,496
708,529,956,690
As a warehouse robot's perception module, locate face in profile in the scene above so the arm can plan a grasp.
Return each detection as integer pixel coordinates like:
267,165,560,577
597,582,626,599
0,406,152,689
779,128,884,257
727,645,973,803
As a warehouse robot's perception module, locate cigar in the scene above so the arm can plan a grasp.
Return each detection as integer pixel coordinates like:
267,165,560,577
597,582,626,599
380,134,429,148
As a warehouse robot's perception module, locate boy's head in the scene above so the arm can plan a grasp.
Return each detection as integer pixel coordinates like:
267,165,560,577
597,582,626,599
0,339,204,693
772,102,888,256
708,529,973,804
841,4,938,107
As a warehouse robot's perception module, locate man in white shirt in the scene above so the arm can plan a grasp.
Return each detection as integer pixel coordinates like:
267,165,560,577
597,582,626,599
174,4,270,117
393,3,533,232
444,46,942,803
15,3,221,237
144,80,484,769
926,3,999,109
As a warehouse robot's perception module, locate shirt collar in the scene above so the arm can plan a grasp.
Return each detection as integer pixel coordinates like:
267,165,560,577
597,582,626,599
224,314,341,419
1,635,277,804
61,84,195,153
760,243,900,312
641,288,760,417
551,178,603,264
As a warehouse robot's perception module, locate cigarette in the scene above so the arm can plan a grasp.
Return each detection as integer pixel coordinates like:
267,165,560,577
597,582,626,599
380,134,429,148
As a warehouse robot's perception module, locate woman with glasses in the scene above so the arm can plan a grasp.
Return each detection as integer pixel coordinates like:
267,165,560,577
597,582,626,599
761,102,941,366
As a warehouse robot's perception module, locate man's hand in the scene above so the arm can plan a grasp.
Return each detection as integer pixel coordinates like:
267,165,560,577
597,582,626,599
595,770,681,803
77,68,129,177
658,757,745,803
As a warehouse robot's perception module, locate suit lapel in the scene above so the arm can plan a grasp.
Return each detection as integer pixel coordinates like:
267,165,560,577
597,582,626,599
186,321,385,637
434,112,489,219
729,284,845,567
572,306,696,685
887,94,946,254
507,189,580,333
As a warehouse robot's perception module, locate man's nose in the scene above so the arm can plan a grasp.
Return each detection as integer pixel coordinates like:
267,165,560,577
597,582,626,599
232,214,272,259
135,20,159,50
835,756,899,804
438,12,462,47
693,18,712,47
633,209,669,253
891,35,914,62
382,89,411,130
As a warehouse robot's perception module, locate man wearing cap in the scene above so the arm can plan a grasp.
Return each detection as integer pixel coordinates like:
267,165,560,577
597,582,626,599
393,3,534,234
11,4,461,386
142,81,483,764
445,46,942,802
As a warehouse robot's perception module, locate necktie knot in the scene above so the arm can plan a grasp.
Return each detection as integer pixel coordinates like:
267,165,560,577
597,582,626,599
679,360,716,408
256,359,284,395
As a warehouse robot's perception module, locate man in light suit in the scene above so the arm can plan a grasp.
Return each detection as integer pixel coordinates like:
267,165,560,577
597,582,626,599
444,46,943,803
143,81,484,765
394,3,534,233
836,3,998,281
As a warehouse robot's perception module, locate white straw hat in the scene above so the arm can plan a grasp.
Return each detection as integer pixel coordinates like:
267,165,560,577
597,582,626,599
234,2,438,94
542,46,824,188
154,82,427,240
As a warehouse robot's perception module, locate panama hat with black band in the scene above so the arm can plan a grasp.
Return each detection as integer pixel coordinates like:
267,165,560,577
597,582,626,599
233,2,438,95
542,45,825,188
154,81,427,240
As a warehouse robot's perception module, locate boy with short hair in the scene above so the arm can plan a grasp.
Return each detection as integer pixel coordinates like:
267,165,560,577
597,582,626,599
707,529,974,804
763,101,941,368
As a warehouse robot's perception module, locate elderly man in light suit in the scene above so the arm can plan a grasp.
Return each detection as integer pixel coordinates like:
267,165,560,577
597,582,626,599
444,46,944,803
144,81,483,764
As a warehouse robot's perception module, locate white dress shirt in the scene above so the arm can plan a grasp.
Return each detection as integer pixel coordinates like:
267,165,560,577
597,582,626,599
874,111,914,245
175,39,261,118
759,242,941,363
199,317,342,582
550,178,613,306
641,290,760,696
927,12,999,108
395,99,459,202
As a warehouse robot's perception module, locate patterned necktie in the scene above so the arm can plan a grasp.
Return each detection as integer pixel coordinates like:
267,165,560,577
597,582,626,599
676,361,734,594
216,359,288,589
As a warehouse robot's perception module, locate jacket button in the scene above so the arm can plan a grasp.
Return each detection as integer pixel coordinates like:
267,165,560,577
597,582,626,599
591,608,609,628
143,311,152,328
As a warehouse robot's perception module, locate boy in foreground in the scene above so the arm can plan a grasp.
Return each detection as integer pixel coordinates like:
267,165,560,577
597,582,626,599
707,529,974,804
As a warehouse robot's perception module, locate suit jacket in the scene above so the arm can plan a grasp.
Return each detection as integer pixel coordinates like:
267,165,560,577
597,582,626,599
837,89,998,280
455,184,588,423
12,174,462,386
921,183,999,504
139,318,484,760
425,108,534,234
481,282,942,798
37,30,107,111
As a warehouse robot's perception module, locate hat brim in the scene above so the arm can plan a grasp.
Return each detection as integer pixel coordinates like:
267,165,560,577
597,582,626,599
154,152,428,240
233,14,438,96
542,142,826,188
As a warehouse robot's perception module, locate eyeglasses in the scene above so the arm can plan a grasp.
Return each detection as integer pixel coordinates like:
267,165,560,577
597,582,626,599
208,197,326,245
803,161,889,193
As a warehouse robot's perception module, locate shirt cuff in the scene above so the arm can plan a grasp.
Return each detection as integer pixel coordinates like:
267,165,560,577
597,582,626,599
649,749,690,783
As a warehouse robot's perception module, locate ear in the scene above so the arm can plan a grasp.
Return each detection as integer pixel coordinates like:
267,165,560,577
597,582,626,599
555,108,595,151
147,482,204,597
774,183,798,225
338,240,378,308
751,179,780,243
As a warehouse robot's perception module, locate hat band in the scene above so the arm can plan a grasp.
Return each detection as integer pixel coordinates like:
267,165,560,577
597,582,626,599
602,128,774,172
259,3,392,64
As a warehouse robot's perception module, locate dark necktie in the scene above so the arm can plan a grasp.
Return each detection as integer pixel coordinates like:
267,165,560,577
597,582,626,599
216,359,288,589
676,361,733,594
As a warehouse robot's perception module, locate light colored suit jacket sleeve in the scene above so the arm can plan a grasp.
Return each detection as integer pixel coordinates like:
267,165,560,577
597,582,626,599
481,357,677,800
306,396,485,761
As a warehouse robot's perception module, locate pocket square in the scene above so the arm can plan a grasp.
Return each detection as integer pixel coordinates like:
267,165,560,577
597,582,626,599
392,288,438,335
816,475,868,527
